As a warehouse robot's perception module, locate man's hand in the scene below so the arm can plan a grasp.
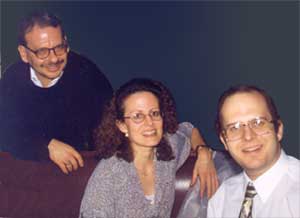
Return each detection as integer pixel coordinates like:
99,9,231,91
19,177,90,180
190,147,219,199
48,139,84,174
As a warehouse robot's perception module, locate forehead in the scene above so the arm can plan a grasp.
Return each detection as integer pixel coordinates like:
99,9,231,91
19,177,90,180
123,91,159,112
25,25,63,47
221,91,271,123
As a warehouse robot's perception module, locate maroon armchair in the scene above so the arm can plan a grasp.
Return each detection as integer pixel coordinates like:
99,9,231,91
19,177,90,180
0,152,195,218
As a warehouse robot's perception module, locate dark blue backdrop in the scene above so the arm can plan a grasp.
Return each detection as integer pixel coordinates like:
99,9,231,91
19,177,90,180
1,1,299,157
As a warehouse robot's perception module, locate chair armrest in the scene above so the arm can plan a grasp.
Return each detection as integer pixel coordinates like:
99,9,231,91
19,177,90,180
171,155,196,218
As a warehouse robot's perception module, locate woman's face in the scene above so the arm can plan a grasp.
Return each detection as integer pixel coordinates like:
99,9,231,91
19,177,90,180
117,91,163,151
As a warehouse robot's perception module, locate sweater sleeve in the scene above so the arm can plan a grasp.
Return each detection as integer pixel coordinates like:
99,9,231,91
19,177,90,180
0,110,51,160
79,158,116,218
0,63,51,160
166,122,194,170
76,53,113,149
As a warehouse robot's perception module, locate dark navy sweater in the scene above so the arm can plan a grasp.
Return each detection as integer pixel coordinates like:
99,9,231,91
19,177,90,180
0,51,113,160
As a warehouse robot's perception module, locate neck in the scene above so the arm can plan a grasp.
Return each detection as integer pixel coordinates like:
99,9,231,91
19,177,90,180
40,79,51,88
133,147,155,168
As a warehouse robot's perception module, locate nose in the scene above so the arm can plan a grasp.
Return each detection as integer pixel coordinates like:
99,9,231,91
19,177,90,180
48,49,58,62
144,114,154,126
243,125,256,141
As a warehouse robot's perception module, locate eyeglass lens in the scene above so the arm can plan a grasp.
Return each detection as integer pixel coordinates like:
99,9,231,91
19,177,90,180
225,118,272,140
126,110,162,123
36,44,67,59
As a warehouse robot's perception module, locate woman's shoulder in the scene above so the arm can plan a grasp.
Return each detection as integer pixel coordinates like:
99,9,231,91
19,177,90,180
167,122,194,142
93,155,128,177
177,122,194,135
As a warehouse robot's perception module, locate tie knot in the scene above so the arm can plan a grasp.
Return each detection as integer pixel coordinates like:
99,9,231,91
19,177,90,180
245,183,257,199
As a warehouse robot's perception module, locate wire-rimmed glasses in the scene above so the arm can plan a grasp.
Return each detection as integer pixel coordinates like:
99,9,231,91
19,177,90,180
222,117,275,141
123,109,163,124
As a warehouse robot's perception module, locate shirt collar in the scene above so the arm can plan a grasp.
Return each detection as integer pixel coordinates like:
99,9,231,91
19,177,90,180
243,149,288,203
30,67,63,88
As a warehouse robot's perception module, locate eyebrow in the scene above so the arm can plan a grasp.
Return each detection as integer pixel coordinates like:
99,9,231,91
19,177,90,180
126,108,160,114
224,116,269,127
224,122,239,128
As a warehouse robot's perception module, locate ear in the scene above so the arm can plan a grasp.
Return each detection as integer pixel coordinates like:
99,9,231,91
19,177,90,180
219,133,229,151
276,120,284,142
63,35,70,53
115,120,128,135
64,37,70,53
18,45,29,63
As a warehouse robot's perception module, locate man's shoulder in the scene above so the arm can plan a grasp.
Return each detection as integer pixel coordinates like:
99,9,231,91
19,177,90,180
209,172,243,204
208,172,244,218
212,172,244,196
222,171,244,187
64,51,111,86
2,60,29,81
66,51,100,73
286,154,300,183
287,154,300,165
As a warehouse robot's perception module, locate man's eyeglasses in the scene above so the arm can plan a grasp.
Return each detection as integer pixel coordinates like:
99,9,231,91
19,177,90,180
222,117,275,141
124,109,163,124
23,42,68,59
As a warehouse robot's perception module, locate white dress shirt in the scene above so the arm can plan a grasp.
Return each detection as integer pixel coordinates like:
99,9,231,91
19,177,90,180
207,149,300,218
30,67,63,88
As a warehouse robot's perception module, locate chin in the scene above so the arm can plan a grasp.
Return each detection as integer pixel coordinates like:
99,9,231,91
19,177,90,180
146,142,160,147
145,140,161,147
45,71,62,79
242,161,265,172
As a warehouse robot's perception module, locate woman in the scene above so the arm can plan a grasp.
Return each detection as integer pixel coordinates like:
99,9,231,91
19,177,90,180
79,78,218,218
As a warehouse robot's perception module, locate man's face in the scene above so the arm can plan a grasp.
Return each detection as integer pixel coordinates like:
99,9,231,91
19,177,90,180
18,25,69,87
219,91,283,179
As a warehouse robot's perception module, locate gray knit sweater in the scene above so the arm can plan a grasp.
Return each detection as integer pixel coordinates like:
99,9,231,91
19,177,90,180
79,122,193,218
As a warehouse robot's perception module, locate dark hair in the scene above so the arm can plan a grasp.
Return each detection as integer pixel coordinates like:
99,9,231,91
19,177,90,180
94,78,178,162
18,11,66,46
215,85,281,136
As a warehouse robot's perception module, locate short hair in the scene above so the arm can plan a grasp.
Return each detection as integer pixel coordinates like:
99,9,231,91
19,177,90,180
215,85,281,136
18,11,66,46
94,78,178,162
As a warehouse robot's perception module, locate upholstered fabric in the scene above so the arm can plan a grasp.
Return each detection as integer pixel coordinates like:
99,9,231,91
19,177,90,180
0,151,98,218
0,151,195,218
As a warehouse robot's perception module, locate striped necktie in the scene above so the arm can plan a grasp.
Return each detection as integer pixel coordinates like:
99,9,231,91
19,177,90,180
239,182,257,218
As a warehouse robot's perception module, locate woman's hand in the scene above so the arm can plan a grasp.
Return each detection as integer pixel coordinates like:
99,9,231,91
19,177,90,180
190,147,219,199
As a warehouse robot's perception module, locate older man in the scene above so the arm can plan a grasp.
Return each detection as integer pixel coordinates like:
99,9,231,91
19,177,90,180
0,11,113,174
207,85,299,218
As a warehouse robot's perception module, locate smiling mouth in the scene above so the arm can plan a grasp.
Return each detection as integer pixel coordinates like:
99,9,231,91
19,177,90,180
143,130,157,136
242,144,262,153
47,63,61,71
46,60,64,71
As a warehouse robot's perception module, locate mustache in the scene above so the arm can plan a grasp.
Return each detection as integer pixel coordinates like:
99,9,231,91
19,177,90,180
41,59,65,68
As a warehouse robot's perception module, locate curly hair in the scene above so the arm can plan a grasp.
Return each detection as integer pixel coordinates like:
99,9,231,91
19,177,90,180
94,78,178,162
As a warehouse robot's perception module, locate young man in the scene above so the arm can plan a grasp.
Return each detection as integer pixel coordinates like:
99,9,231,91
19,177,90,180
207,85,299,218
0,11,113,174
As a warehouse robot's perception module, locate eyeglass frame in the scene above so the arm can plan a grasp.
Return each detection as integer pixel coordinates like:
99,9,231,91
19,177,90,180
222,116,276,141
22,41,69,59
123,109,163,124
